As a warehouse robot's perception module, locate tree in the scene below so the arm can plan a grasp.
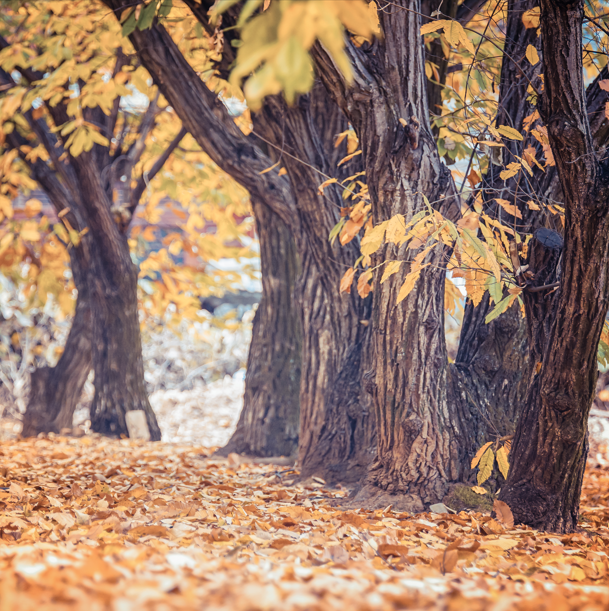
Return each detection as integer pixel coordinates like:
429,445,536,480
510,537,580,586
498,0,609,532
103,0,377,481
0,1,187,439
218,198,302,458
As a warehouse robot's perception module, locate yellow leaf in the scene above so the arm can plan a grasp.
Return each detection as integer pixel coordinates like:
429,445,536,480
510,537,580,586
337,150,362,167
496,125,523,141
360,221,388,256
569,566,586,582
525,44,539,66
385,214,406,244
495,198,523,219
318,177,338,194
471,441,493,469
477,447,495,485
396,266,425,304
381,260,401,283
420,19,447,35
357,269,372,298
471,486,487,495
496,445,510,479
500,163,522,181
480,538,518,550
522,7,540,29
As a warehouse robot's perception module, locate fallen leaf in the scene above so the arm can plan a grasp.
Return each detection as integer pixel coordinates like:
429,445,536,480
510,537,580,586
494,499,515,528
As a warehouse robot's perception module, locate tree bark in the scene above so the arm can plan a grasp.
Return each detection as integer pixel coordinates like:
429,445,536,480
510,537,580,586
88,254,161,441
499,0,609,532
310,0,542,507
253,89,375,483
218,200,301,457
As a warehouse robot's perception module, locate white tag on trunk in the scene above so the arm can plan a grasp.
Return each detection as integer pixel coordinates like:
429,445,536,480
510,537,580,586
125,410,151,441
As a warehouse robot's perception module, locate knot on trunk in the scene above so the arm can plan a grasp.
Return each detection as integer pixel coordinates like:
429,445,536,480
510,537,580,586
362,369,376,396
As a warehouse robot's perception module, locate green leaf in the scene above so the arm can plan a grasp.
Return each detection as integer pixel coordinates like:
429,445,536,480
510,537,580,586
329,219,345,246
486,275,503,305
137,1,158,31
121,9,137,37
497,446,510,479
158,0,172,18
485,294,515,324
477,448,495,485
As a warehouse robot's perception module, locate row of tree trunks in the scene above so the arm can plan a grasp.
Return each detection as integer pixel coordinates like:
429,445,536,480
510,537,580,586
218,200,301,458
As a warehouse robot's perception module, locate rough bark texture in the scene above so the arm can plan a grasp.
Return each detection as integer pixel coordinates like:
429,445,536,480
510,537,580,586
218,201,301,458
313,0,462,506
310,0,543,507
499,0,609,532
253,89,375,483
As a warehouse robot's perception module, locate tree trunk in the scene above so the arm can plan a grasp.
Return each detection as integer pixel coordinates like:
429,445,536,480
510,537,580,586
253,88,376,484
67,148,162,442
499,0,609,532
311,0,539,507
218,200,301,457
117,12,376,483
88,250,161,441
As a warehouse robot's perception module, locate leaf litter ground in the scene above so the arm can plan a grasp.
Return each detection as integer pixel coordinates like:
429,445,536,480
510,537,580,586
1,437,609,610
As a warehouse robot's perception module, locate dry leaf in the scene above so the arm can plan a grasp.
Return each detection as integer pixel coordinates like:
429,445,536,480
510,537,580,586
340,268,356,293
493,499,515,528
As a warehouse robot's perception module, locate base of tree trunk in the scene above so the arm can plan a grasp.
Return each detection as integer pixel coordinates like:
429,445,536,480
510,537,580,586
89,263,161,441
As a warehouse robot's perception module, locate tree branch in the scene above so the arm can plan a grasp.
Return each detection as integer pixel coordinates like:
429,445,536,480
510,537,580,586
100,0,299,232
0,69,80,201
456,0,488,25
128,125,187,216
106,47,128,141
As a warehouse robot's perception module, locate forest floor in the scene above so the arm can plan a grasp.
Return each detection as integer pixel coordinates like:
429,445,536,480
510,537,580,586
0,436,608,610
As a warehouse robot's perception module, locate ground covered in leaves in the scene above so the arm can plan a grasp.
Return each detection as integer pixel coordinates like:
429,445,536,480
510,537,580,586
0,438,609,609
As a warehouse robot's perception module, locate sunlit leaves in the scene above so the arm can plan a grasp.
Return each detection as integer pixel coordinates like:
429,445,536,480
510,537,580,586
420,19,475,55
522,7,541,29
525,44,539,66
477,447,495,486
218,0,378,109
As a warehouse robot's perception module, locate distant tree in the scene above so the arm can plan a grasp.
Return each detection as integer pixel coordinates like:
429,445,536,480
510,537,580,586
0,2,187,438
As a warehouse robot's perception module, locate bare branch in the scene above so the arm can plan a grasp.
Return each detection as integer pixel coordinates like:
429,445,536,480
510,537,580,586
128,125,187,216
106,47,128,141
